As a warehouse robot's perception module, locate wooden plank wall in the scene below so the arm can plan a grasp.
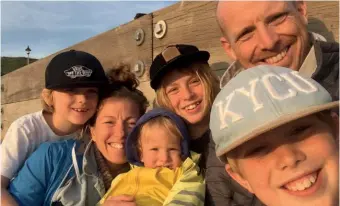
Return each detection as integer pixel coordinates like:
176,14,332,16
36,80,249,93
1,1,338,139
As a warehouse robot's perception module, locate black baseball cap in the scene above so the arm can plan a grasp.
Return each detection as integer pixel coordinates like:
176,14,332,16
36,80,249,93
45,50,108,89
149,44,210,90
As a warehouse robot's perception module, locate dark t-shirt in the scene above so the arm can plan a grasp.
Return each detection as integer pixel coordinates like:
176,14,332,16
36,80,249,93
189,130,211,175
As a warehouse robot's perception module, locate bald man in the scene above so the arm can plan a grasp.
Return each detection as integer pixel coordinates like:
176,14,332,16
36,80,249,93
204,1,338,206
217,1,338,100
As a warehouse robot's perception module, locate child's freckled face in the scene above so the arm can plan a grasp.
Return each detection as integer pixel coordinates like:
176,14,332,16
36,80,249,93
227,115,339,206
140,125,183,170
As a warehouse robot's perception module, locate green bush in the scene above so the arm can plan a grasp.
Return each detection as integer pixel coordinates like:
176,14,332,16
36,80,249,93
1,57,38,76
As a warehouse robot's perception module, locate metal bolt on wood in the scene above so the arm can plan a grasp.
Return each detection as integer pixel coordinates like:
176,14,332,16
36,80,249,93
154,20,167,39
133,61,145,77
134,28,145,46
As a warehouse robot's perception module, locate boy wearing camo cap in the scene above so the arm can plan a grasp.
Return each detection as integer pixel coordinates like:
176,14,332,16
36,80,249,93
210,65,339,206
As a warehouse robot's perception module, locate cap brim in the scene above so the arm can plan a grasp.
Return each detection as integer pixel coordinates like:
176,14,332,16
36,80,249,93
218,101,339,163
46,81,108,89
150,51,210,89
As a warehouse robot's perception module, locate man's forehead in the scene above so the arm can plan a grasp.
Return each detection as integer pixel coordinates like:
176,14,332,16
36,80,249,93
218,1,292,34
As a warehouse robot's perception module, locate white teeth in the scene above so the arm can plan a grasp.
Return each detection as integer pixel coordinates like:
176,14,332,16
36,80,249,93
303,179,312,188
296,182,305,191
109,143,123,149
265,48,288,64
290,186,297,191
185,102,200,110
284,173,317,191
309,176,316,183
73,108,88,112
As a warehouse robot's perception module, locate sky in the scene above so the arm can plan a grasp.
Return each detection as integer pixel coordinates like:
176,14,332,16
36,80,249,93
1,1,177,59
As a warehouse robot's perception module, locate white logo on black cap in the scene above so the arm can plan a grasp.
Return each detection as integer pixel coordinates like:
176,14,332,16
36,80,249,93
64,66,93,79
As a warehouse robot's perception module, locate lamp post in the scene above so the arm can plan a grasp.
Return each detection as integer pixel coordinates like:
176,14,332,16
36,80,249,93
25,46,31,65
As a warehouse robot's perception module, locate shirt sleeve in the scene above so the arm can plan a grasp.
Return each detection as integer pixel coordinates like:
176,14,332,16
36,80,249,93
1,120,34,179
8,142,54,206
164,153,205,206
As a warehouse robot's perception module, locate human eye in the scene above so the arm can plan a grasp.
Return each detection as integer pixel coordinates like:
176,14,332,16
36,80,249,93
289,125,311,136
189,77,201,85
237,28,254,42
268,12,288,26
103,119,115,125
166,86,179,95
87,89,98,95
150,148,159,151
245,145,268,157
127,120,137,128
60,88,75,94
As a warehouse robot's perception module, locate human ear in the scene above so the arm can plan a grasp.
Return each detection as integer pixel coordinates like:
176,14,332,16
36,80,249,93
225,164,254,193
220,37,237,61
42,89,54,107
295,1,308,24
89,127,97,142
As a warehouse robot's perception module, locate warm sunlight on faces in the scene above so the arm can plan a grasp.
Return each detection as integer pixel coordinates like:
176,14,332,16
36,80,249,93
225,114,339,206
90,97,141,165
163,70,206,125
218,1,309,71
52,87,98,125
140,123,182,170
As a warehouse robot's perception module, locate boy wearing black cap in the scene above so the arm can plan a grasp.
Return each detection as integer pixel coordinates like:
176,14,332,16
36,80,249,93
98,108,205,206
1,50,108,205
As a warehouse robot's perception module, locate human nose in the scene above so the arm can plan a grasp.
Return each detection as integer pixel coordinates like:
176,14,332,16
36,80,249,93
181,85,194,100
158,151,170,165
274,144,306,170
257,25,279,50
113,121,126,139
76,93,87,103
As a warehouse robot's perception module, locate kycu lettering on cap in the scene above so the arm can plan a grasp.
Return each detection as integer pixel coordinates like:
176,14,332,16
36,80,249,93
210,65,338,162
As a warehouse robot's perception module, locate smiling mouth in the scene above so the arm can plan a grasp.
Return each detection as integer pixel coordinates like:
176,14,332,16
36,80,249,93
281,169,321,194
72,108,89,112
263,47,289,64
108,143,124,149
184,101,201,111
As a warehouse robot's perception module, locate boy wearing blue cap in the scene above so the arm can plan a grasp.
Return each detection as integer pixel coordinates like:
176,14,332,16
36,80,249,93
98,108,205,206
210,65,339,206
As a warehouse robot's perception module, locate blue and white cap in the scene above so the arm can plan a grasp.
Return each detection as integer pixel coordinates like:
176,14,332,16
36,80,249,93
210,65,339,162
